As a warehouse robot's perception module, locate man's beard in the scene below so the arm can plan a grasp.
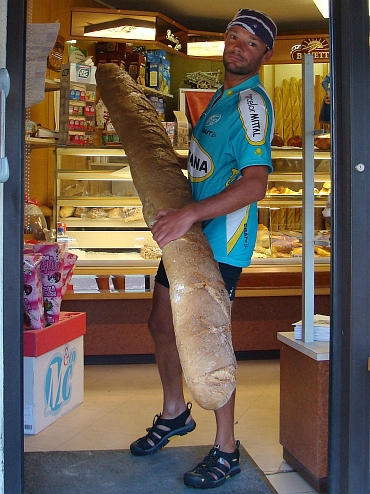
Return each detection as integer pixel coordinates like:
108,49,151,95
223,53,262,77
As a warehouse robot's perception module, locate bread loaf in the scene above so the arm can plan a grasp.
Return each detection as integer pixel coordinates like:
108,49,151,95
96,64,236,410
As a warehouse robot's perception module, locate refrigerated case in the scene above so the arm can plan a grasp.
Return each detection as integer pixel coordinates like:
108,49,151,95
55,145,331,277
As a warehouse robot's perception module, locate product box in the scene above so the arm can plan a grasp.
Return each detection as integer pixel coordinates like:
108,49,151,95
162,121,175,145
173,110,189,149
147,49,166,62
23,311,86,435
146,60,161,90
161,59,170,94
126,52,146,83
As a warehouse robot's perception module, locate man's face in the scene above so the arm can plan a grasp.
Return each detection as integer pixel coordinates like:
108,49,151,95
223,26,274,77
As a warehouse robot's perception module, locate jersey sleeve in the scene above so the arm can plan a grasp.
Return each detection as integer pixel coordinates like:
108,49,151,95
230,87,274,174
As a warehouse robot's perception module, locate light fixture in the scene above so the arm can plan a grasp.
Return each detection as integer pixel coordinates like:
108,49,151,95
83,18,156,40
187,41,225,57
313,0,329,18
314,0,370,18
187,32,225,57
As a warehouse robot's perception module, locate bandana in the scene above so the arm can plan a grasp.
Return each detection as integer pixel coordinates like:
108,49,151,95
226,9,277,50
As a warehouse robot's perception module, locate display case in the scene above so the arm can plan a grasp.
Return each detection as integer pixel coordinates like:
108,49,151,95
55,145,331,279
55,147,157,266
253,146,331,263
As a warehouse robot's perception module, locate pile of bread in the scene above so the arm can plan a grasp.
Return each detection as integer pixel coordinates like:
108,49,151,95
253,225,331,259
268,182,331,195
59,206,143,221
273,75,330,147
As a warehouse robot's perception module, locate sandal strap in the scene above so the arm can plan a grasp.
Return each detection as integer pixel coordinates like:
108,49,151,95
190,441,240,480
153,402,192,430
135,402,193,451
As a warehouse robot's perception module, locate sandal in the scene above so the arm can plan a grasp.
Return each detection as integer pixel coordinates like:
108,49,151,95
130,402,196,456
183,440,241,489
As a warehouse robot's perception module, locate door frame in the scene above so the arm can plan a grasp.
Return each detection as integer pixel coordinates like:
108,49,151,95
329,0,370,492
3,0,26,491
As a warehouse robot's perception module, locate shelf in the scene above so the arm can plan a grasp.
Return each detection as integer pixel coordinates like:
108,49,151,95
56,146,127,157
259,196,328,208
140,85,173,99
269,172,331,182
29,137,58,149
272,147,331,160
57,169,132,181
45,79,60,92
63,217,146,228
58,196,142,207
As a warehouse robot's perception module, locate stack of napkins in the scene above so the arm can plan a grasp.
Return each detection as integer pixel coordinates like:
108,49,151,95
293,314,330,341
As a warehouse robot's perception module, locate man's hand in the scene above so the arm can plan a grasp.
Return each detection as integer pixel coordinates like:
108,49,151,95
151,207,196,248
151,165,269,249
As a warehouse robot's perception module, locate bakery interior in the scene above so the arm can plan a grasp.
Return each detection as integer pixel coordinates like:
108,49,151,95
21,0,335,492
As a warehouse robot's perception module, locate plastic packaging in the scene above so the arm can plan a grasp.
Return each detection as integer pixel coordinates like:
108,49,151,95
24,203,47,240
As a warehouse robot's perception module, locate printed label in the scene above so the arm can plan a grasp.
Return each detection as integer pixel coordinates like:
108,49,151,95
44,344,77,416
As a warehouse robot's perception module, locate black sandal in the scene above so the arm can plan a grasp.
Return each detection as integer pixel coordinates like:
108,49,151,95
130,402,196,456
183,440,241,489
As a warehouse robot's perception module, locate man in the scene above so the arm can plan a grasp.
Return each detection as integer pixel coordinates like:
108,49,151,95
130,9,277,489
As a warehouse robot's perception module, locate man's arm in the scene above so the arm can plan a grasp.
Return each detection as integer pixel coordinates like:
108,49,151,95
151,165,269,248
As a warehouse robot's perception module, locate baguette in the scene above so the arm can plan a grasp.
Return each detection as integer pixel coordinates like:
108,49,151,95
96,64,236,410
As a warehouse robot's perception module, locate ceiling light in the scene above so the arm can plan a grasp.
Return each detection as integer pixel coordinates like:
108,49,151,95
313,0,329,18
314,0,370,18
187,41,225,57
83,18,156,40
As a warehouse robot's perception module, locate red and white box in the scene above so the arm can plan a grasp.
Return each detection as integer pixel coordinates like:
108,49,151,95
23,311,86,435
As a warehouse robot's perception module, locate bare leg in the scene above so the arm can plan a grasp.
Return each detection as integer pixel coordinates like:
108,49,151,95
214,390,237,453
148,282,189,420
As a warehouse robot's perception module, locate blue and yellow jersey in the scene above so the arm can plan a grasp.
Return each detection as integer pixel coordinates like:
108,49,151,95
188,74,274,268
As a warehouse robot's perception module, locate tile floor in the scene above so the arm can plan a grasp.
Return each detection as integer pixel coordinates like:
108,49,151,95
24,359,317,493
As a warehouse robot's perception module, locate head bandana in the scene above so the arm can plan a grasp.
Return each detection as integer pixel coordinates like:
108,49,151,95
226,9,277,51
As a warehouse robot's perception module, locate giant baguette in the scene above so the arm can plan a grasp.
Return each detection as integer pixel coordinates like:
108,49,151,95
96,64,236,410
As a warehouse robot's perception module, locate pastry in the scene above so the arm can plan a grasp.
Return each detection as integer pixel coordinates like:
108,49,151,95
59,206,75,218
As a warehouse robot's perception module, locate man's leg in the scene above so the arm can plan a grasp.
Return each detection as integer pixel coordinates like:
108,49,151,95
130,281,195,456
183,264,241,488
148,282,189,419
214,389,236,453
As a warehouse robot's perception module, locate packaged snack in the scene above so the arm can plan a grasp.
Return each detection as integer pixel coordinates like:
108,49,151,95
23,253,45,330
33,243,67,325
61,252,78,297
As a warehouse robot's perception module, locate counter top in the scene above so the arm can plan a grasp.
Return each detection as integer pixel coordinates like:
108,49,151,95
277,331,329,361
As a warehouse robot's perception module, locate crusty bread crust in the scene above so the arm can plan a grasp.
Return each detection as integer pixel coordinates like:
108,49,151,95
96,64,236,409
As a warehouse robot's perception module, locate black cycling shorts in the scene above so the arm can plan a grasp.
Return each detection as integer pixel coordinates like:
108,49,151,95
155,259,242,301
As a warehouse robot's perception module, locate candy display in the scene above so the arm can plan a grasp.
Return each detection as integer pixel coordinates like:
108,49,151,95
23,243,78,328
23,253,45,330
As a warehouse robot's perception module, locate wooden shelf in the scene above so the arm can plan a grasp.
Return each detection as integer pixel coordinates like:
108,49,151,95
28,137,58,149
45,79,60,92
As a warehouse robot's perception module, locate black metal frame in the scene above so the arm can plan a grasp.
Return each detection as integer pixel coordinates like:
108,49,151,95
3,0,26,492
2,0,370,492
329,0,370,492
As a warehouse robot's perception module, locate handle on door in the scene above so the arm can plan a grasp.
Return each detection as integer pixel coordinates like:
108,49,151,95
0,68,10,183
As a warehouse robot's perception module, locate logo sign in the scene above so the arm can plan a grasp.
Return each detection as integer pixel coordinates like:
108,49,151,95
44,344,77,416
76,65,91,81
166,29,181,51
290,38,329,61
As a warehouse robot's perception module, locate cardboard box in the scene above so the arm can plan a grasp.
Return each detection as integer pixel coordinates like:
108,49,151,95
163,121,175,145
173,111,189,149
23,312,86,435
161,59,170,94
146,60,160,90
